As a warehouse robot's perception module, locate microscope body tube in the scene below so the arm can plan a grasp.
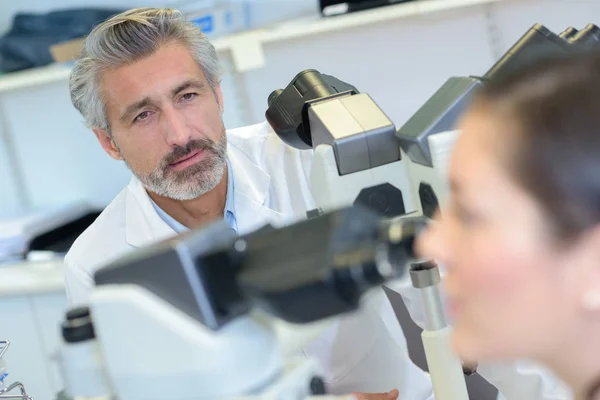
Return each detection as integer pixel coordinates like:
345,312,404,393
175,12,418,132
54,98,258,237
559,27,578,40
59,308,113,400
60,342,112,400
410,263,469,400
419,285,446,331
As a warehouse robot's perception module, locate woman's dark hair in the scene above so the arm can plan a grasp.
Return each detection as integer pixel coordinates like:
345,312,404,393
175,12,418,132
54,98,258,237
473,50,600,241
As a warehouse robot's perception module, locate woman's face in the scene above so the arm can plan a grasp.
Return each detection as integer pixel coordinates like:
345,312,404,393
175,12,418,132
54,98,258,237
417,107,590,363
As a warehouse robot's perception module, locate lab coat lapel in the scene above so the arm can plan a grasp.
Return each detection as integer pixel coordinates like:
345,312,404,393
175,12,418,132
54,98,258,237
228,145,285,235
125,177,178,248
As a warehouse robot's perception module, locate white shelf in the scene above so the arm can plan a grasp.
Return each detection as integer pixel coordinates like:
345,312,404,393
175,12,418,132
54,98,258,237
0,260,65,297
0,0,497,92
212,0,498,71
242,0,497,45
0,63,72,94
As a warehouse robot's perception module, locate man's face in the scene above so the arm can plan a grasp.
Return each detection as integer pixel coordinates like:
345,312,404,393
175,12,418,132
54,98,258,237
94,42,227,200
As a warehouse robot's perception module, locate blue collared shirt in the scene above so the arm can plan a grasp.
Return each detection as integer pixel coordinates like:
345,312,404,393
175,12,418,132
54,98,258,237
151,161,237,234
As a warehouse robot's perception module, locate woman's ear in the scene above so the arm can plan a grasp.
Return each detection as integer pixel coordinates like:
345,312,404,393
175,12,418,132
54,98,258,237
578,226,600,314
582,289,600,313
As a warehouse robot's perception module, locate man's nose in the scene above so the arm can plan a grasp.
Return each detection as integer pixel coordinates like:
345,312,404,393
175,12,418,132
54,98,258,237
164,108,191,147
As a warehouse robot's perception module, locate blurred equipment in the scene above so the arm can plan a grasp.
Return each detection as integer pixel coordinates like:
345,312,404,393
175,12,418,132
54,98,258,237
0,203,100,265
0,204,95,399
57,308,112,400
0,260,67,400
172,0,318,39
0,9,123,73
320,0,418,17
0,341,33,400
57,206,427,400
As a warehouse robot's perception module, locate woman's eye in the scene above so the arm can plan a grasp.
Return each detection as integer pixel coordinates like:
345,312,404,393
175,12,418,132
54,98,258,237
453,203,479,226
458,210,476,225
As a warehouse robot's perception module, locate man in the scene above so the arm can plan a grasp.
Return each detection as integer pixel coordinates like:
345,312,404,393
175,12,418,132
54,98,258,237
64,7,429,400
64,7,570,400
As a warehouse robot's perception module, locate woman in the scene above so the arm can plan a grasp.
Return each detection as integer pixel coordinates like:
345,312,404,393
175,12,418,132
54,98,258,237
417,50,600,400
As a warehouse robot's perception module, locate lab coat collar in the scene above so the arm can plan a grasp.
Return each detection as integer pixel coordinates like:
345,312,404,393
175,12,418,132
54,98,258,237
227,141,285,234
125,177,175,248
124,142,284,248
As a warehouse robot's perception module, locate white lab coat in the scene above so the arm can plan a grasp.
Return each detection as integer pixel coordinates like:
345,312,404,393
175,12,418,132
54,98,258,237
64,121,570,399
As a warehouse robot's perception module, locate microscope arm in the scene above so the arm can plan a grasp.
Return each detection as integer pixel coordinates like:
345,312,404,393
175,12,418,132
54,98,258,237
397,23,600,168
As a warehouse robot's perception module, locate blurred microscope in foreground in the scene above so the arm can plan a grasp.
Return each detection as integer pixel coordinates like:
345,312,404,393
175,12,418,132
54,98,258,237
56,206,428,400
50,22,600,400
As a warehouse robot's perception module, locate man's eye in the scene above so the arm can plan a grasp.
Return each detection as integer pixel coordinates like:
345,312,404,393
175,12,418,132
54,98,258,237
134,111,151,123
181,93,197,101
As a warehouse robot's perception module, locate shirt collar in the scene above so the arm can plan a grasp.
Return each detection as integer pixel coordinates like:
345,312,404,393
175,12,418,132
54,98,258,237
150,159,237,234
223,159,238,232
150,198,188,234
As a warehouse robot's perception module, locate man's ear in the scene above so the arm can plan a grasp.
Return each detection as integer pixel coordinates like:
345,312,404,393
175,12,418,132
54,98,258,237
214,83,224,114
92,128,123,160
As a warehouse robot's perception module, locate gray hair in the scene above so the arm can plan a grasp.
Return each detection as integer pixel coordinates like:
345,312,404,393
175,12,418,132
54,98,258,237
69,8,223,131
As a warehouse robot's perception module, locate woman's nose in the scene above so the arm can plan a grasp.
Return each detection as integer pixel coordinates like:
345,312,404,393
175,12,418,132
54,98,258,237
415,210,447,262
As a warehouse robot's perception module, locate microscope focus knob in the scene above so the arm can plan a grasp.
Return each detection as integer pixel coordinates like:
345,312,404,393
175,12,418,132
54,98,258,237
62,306,96,343
310,376,327,395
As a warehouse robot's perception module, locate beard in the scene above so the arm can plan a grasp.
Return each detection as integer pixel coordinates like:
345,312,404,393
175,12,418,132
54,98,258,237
120,127,228,201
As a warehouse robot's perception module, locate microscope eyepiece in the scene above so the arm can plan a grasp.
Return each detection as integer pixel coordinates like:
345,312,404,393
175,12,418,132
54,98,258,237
569,24,600,47
267,89,283,106
265,69,359,150
559,27,578,40
378,216,429,277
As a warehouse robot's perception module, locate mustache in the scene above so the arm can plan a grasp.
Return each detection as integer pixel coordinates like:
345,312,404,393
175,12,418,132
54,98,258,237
162,139,219,166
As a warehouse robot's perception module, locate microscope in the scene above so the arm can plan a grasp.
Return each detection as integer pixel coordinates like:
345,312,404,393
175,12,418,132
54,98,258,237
56,206,427,400
265,69,466,400
266,22,600,222
48,22,599,400
265,22,600,400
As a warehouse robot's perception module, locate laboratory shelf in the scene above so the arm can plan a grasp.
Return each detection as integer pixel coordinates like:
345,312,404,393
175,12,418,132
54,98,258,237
0,63,72,93
0,0,498,91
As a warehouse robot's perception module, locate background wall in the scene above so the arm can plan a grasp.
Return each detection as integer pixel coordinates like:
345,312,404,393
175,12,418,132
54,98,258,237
0,0,599,217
